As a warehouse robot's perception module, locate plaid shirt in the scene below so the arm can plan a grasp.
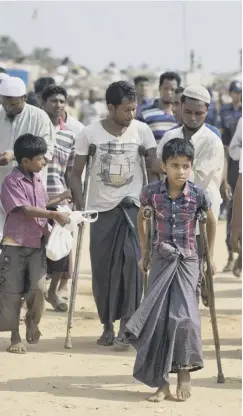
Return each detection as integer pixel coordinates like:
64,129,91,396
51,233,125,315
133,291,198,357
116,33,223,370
47,118,75,197
141,180,211,258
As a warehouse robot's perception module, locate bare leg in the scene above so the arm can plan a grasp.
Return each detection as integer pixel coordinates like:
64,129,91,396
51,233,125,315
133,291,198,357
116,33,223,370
114,318,130,351
97,322,115,346
7,329,26,354
223,251,234,272
58,276,69,300
176,370,191,401
147,383,171,402
46,273,68,312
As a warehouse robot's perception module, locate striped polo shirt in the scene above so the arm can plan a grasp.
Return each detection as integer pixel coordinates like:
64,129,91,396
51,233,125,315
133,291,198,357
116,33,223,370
139,99,177,144
47,118,75,197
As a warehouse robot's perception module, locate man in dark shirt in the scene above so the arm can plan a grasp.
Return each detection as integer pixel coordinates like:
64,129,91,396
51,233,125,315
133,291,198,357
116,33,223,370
218,80,242,273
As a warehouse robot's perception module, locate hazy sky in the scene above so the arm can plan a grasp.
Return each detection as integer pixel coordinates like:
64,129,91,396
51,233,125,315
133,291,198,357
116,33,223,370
0,1,241,72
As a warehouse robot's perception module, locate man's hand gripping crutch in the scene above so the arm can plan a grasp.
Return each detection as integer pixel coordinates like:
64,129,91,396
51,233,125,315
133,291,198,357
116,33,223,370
64,144,97,349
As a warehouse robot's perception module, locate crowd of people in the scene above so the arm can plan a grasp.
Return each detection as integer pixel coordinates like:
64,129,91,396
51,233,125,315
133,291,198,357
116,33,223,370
0,66,241,403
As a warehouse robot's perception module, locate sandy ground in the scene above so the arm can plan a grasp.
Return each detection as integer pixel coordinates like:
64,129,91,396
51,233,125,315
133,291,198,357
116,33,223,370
0,222,241,416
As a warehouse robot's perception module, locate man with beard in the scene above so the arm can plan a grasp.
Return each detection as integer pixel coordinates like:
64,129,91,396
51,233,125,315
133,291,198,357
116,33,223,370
171,87,221,137
138,72,180,144
155,85,224,300
71,81,157,350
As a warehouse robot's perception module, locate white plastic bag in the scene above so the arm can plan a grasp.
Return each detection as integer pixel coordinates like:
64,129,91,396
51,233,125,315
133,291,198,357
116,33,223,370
46,206,98,261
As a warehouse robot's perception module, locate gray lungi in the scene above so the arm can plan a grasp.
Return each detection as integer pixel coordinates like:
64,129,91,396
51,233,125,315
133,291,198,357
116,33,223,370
126,243,203,388
90,203,143,324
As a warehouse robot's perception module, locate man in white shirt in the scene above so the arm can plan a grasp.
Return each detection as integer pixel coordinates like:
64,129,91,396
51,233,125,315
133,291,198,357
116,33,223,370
71,81,157,350
156,85,224,300
0,77,55,186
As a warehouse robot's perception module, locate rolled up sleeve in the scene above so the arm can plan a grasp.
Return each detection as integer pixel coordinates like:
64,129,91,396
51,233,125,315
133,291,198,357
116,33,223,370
1,177,29,214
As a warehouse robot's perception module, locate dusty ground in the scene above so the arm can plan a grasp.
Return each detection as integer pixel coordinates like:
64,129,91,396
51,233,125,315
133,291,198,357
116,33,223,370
0,222,241,416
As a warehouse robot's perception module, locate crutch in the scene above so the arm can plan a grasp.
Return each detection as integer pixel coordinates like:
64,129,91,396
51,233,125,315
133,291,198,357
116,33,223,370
138,145,154,294
64,144,96,349
198,211,225,383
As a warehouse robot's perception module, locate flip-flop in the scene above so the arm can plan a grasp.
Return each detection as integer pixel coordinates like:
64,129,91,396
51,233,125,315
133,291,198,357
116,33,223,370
7,342,27,354
45,294,68,312
114,336,131,351
97,330,115,346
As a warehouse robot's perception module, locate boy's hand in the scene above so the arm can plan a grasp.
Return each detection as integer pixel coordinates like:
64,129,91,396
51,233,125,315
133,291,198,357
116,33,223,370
53,212,71,226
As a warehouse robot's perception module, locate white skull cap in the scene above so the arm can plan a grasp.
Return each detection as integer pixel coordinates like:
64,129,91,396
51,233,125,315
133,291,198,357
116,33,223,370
183,85,211,104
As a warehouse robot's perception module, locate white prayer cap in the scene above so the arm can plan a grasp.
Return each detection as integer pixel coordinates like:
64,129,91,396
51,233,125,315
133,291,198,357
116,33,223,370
0,77,26,97
0,73,9,81
183,85,211,104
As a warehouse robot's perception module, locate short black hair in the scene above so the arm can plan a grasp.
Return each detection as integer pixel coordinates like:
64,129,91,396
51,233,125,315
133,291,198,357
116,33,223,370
14,134,47,164
134,76,149,85
180,94,209,109
175,86,184,95
162,138,194,164
0,67,7,74
159,72,181,88
106,81,137,106
34,77,55,94
42,85,67,102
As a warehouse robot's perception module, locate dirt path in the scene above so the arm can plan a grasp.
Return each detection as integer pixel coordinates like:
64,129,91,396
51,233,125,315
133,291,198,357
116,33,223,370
0,223,241,416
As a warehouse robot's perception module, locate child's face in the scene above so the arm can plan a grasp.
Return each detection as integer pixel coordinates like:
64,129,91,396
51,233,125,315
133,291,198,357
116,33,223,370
162,156,192,187
23,154,47,173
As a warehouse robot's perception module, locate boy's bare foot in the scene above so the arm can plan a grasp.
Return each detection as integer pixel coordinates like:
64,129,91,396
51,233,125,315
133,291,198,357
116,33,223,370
25,316,41,344
147,384,171,402
176,370,191,401
7,330,26,354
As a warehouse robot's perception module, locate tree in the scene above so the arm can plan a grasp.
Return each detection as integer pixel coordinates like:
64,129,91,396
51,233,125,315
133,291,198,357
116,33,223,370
0,36,23,60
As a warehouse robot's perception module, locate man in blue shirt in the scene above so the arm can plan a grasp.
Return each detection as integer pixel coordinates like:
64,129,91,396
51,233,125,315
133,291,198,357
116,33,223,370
138,72,180,144
218,80,242,274
134,76,153,119
205,87,219,126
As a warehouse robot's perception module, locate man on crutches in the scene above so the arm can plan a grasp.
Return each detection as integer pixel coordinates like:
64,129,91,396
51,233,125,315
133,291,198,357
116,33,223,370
71,81,158,351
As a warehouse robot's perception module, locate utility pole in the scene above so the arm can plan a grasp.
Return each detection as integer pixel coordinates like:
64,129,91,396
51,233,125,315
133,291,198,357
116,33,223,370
182,2,188,85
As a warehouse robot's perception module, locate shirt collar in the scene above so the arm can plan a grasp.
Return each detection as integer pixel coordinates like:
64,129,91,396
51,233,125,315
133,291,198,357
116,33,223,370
159,179,190,197
13,167,40,183
182,123,206,145
58,117,67,131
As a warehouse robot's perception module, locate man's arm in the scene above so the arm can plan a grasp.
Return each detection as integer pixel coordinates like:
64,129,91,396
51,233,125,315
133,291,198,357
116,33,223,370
145,148,160,182
229,117,242,161
37,111,57,162
70,155,88,210
137,207,146,255
206,208,217,259
231,173,242,253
